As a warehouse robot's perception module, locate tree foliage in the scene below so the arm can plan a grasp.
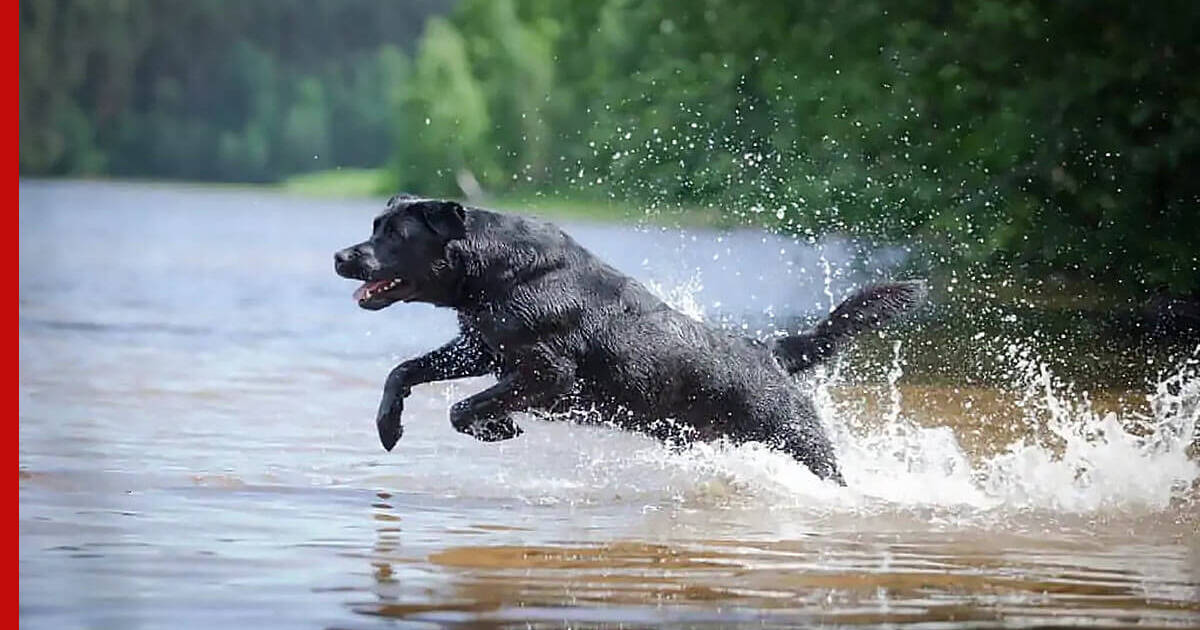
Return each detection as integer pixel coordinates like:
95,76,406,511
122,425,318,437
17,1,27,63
19,0,443,182
392,0,1200,295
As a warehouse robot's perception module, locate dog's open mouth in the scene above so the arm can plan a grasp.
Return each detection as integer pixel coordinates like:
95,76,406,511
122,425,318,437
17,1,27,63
353,277,414,309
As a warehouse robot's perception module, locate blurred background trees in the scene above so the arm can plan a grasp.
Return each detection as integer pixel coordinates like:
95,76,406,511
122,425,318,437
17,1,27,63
19,0,443,181
19,0,1200,299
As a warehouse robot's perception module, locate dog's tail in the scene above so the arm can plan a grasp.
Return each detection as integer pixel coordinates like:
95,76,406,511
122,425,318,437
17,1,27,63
771,280,927,374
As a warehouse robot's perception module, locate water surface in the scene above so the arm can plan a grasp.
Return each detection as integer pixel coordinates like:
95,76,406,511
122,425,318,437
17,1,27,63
19,180,1200,628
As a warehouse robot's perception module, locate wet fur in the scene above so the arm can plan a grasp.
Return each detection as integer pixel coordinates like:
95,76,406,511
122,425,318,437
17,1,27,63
335,196,927,484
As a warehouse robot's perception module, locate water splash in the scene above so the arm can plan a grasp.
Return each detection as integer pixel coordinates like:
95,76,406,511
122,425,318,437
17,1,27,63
830,338,986,509
645,274,706,322
968,345,1200,512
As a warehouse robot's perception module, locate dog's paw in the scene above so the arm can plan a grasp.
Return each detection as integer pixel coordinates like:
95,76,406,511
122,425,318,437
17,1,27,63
472,418,524,442
377,414,403,451
376,397,405,451
376,383,412,451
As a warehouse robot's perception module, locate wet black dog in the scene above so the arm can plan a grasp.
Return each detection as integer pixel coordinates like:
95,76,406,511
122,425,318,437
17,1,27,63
334,195,926,484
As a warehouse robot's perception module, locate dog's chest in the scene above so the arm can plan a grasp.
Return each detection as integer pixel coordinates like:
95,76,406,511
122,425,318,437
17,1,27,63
460,305,543,354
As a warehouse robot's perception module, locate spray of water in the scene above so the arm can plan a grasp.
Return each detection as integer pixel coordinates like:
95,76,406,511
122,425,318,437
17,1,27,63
969,344,1200,512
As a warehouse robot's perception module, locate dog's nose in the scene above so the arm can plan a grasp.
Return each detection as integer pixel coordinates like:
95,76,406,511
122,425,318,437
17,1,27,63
334,248,359,275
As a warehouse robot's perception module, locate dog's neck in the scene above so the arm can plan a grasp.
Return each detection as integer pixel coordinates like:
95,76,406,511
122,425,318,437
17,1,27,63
446,211,573,309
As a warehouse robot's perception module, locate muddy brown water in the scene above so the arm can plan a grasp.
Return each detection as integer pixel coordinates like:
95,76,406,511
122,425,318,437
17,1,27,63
19,180,1199,628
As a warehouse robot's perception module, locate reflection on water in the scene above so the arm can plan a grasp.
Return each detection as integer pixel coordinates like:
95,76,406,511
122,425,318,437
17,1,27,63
19,181,1200,628
395,536,1196,626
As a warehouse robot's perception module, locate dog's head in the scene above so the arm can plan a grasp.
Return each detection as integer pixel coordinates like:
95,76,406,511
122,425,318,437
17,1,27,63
334,194,467,310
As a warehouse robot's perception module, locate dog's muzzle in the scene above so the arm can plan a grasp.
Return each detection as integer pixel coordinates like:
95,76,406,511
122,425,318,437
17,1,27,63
334,246,373,279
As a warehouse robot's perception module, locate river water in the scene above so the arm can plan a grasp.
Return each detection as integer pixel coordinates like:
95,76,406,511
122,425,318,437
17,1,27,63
19,180,1199,628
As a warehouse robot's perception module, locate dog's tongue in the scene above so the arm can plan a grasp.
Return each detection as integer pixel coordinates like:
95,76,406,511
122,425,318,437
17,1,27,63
353,280,388,302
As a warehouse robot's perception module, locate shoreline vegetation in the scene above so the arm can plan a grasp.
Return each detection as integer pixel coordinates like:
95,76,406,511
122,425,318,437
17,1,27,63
280,167,728,227
35,169,724,228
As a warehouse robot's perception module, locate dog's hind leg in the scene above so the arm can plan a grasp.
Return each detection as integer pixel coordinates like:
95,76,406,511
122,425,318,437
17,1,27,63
449,350,576,442
377,330,497,451
771,280,927,374
770,425,846,486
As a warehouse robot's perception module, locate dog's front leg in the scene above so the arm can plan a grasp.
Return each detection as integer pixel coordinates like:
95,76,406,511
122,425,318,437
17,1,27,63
449,351,575,442
377,332,497,450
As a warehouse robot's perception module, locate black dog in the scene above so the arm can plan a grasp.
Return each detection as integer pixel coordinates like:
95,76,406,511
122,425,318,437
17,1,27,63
334,195,926,484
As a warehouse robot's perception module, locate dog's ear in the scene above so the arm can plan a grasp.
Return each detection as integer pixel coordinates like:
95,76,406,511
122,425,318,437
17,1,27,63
417,201,466,239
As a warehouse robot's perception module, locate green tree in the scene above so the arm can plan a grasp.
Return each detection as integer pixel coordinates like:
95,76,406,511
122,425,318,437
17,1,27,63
390,18,493,195
19,0,447,182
